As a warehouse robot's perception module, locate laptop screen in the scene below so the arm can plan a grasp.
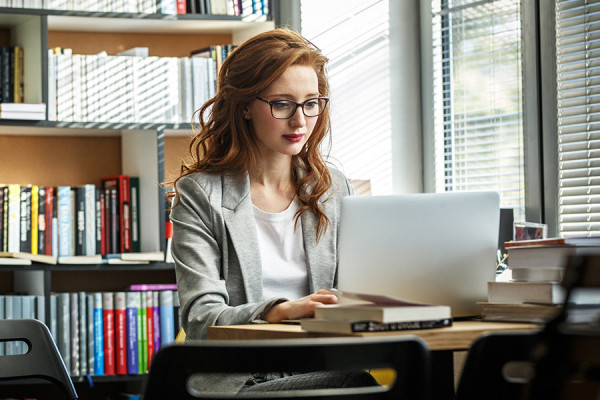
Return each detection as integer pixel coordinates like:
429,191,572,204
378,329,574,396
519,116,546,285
337,191,500,317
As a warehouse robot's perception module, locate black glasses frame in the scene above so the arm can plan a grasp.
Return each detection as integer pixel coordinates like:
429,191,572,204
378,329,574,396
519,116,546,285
256,97,329,119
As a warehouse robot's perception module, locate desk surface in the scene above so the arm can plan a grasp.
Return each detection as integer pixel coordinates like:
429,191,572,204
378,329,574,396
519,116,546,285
207,320,539,351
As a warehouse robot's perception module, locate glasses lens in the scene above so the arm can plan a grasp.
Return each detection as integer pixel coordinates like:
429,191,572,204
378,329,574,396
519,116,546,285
303,98,327,117
271,100,295,118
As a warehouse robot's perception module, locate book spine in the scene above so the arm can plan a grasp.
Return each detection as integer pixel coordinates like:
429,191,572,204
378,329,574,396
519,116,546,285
145,291,154,367
1,186,7,252
87,293,95,376
19,185,31,253
7,184,19,253
127,283,177,291
70,291,80,376
75,186,86,256
120,176,131,253
35,294,45,325
136,293,144,374
93,292,104,375
159,290,175,347
49,292,58,344
152,291,160,353
140,293,148,372
4,296,13,354
129,177,140,252
96,186,103,255
79,291,87,376
126,291,139,375
57,186,71,257
0,296,4,356
85,184,96,256
115,291,127,375
57,292,71,373
31,185,38,254
102,292,115,375
45,186,54,256
37,186,46,255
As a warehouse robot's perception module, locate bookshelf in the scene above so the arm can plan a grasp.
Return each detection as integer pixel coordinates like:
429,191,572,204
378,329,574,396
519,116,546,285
0,5,274,399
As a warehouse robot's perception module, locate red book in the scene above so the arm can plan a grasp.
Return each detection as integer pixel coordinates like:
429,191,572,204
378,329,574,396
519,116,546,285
176,0,186,14
103,292,115,375
101,175,131,253
115,292,127,375
145,291,154,367
44,186,54,256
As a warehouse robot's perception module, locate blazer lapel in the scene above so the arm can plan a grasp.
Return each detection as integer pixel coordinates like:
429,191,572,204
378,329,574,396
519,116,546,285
302,199,337,292
221,174,264,303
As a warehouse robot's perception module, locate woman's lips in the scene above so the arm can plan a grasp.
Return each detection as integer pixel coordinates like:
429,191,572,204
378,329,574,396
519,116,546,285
283,134,304,143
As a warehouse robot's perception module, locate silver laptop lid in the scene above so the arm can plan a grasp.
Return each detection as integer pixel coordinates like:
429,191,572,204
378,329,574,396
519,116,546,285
337,191,500,317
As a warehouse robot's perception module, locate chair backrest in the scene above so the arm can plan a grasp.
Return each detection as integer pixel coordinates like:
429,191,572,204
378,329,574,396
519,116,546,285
0,318,77,400
455,330,539,400
523,254,600,400
456,254,600,400
144,335,431,400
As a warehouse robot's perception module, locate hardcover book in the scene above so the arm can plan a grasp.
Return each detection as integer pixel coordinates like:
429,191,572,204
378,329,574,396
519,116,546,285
103,291,115,375
126,291,139,375
115,291,127,375
300,317,453,334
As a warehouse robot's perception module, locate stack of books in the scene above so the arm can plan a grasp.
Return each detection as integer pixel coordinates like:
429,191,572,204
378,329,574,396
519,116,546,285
479,237,600,322
300,292,452,334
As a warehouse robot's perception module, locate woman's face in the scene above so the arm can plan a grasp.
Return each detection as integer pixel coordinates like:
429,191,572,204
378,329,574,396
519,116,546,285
247,65,320,160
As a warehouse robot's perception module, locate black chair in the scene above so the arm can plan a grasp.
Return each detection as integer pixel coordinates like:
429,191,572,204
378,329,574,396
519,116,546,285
456,253,600,400
144,335,431,400
0,318,77,400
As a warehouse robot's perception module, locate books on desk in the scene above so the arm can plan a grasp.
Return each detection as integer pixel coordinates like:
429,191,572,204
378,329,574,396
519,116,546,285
301,291,452,334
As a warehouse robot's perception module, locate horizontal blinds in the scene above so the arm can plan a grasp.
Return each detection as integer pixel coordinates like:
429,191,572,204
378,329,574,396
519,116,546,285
557,0,600,237
431,0,525,215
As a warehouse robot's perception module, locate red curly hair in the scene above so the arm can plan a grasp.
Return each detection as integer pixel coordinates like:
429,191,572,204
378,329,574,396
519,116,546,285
168,28,333,241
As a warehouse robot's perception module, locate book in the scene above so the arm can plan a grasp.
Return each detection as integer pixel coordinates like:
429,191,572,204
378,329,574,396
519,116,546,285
7,184,20,253
300,317,453,334
57,292,71,372
37,186,46,255
159,290,175,347
0,102,46,113
505,237,600,248
106,251,164,262
45,186,54,256
58,254,102,264
129,177,140,252
93,292,104,375
0,111,46,120
478,302,562,323
488,281,600,305
103,292,115,375
139,291,147,373
102,175,131,254
314,301,452,324
114,292,127,375
3,251,57,264
126,291,139,375
78,291,87,376
57,186,71,257
87,293,95,376
506,244,600,270
510,267,564,282
152,291,161,354
31,185,38,254
70,291,80,376
19,185,31,253
145,290,154,368
75,186,86,255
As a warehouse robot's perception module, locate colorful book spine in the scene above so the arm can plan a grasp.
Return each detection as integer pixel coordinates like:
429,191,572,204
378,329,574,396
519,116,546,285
152,291,160,354
44,186,54,256
129,177,140,252
126,291,139,375
31,185,39,254
140,293,148,373
7,184,20,253
136,293,144,374
93,292,104,375
19,185,31,253
115,292,127,375
145,291,154,367
103,292,115,375
159,290,175,348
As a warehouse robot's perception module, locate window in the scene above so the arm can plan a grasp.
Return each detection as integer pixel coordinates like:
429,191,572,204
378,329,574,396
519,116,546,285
556,0,600,237
300,0,392,195
431,0,525,219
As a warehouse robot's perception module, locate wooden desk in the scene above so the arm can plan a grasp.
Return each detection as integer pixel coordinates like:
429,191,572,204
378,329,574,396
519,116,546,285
208,320,539,350
208,320,539,400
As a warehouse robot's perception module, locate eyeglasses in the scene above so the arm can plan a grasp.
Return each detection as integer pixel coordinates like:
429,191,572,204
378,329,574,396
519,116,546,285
256,97,329,119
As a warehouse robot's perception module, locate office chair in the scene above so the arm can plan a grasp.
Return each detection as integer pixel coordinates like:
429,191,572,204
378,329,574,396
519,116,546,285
0,318,78,400
144,335,431,400
522,254,600,400
456,253,600,400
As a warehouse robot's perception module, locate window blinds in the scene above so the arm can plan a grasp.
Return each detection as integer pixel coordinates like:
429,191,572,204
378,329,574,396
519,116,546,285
557,0,600,237
431,0,524,218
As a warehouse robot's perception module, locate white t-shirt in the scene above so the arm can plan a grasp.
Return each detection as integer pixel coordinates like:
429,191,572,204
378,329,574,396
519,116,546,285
253,198,309,301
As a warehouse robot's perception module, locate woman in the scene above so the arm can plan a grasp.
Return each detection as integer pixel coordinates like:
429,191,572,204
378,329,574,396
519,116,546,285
168,28,377,393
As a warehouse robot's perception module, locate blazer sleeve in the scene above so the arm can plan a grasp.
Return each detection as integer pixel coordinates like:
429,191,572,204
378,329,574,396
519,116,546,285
170,175,281,340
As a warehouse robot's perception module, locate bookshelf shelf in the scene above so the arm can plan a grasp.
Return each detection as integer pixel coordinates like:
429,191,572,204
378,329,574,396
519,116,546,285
0,5,274,399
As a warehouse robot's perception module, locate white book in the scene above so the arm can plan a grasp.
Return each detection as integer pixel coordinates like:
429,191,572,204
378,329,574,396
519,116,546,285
0,111,46,120
56,52,74,121
36,294,46,324
49,292,58,343
47,51,57,121
71,54,83,122
7,184,20,253
0,103,46,113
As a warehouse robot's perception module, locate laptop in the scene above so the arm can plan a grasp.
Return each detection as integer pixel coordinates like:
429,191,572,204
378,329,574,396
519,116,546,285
337,191,500,318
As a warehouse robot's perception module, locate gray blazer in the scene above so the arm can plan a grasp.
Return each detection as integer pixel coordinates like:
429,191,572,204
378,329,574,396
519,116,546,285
170,166,353,393
171,166,353,339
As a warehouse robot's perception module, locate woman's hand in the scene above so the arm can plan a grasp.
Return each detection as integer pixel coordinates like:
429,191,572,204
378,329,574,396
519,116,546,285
263,289,338,323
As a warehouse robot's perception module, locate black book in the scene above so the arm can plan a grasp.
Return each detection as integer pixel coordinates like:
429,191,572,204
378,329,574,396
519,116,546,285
19,185,31,253
38,186,46,255
75,186,86,256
